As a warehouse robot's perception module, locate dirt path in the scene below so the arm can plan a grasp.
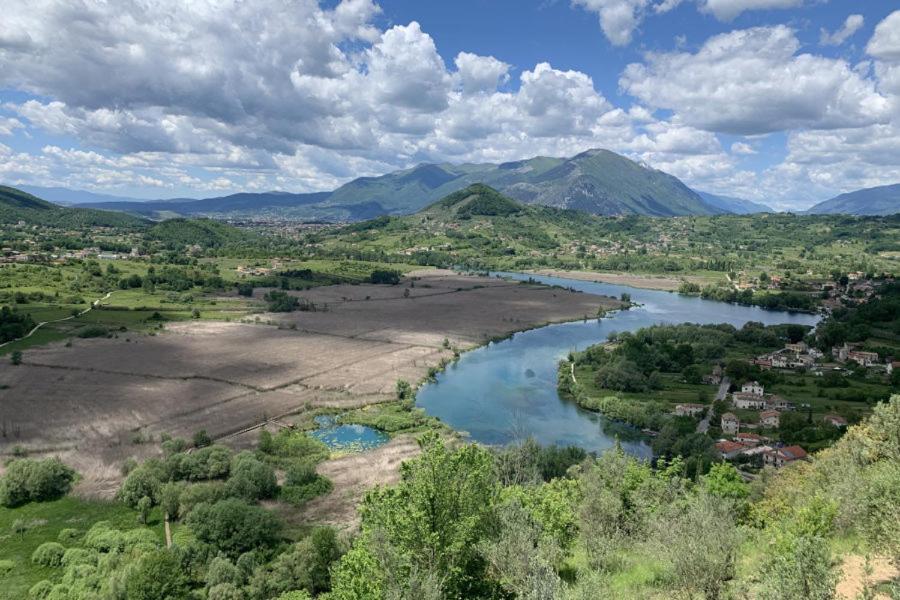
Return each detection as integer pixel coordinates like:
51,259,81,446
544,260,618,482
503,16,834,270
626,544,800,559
837,555,898,599
0,290,115,349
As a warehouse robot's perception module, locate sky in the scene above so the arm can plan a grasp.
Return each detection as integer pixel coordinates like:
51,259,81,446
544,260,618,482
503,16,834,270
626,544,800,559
1,0,899,210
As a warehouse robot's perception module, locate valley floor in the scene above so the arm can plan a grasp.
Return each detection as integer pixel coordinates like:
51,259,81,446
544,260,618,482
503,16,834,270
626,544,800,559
0,269,619,520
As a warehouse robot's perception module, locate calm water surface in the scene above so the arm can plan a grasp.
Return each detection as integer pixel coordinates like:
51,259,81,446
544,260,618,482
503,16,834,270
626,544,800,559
309,415,390,452
416,272,821,456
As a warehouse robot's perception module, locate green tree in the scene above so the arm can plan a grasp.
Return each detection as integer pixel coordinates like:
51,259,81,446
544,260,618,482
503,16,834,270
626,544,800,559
353,433,498,598
0,457,76,507
125,550,191,600
10,350,22,365
185,499,281,558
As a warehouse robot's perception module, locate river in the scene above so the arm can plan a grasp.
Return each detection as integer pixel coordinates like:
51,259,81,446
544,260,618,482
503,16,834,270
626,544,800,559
415,272,821,456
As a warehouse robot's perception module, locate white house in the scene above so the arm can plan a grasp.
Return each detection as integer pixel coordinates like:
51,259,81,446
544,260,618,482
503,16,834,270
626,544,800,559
741,381,764,396
733,393,767,410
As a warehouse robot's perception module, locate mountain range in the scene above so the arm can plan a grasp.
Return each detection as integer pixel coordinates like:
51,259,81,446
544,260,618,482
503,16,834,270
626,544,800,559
52,149,765,220
806,183,900,216
12,148,897,221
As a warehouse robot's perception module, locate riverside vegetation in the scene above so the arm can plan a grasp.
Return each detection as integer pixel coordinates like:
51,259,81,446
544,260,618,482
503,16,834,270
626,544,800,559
0,397,898,598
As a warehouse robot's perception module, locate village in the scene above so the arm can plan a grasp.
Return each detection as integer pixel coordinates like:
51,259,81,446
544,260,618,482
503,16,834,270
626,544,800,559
673,334,898,470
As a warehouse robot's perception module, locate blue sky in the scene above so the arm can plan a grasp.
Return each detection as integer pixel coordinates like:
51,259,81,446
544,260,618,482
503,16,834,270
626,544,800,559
1,0,899,209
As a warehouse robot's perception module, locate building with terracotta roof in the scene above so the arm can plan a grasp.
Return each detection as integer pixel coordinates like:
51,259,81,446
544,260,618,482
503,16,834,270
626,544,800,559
764,445,807,468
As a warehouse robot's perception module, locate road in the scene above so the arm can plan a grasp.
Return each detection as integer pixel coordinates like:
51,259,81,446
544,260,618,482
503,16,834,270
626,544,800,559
696,376,730,433
0,291,114,349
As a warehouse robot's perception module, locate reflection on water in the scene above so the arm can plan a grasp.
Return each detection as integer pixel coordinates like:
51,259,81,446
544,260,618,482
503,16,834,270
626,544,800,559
309,415,390,452
416,272,820,456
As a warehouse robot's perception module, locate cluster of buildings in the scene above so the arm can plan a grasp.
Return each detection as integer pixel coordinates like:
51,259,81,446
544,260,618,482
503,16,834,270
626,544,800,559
235,260,283,278
753,341,823,371
831,343,895,373
730,381,796,414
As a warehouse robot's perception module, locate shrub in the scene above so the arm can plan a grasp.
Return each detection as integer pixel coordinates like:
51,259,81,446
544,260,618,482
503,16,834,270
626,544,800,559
280,463,333,506
185,499,281,558
0,559,14,576
225,452,278,501
76,325,108,338
118,463,162,507
0,458,76,507
57,528,81,544
32,542,65,567
29,580,54,599
61,547,96,568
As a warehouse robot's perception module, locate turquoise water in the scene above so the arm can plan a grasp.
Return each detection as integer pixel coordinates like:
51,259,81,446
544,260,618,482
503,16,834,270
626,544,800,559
416,272,821,456
309,415,390,451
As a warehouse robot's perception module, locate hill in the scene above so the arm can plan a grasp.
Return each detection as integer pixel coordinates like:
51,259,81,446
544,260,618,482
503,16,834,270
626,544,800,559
0,186,148,228
807,183,900,216
74,149,728,220
147,218,256,248
697,191,773,214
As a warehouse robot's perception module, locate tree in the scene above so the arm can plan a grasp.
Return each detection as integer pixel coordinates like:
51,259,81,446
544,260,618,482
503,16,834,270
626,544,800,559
651,492,742,599
0,458,76,507
396,379,413,401
758,498,838,600
10,350,22,365
137,496,152,525
479,500,562,600
354,434,498,598
192,429,212,448
225,452,278,501
185,499,281,558
125,550,191,600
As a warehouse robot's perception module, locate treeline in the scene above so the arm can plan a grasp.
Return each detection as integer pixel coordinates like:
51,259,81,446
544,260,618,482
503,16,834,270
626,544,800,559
0,305,37,343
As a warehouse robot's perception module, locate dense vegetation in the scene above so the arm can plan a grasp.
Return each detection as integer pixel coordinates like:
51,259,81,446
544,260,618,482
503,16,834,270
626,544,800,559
3,397,897,598
0,186,148,229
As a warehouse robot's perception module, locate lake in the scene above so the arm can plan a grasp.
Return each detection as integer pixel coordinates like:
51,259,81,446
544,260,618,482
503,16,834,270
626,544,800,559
416,272,821,456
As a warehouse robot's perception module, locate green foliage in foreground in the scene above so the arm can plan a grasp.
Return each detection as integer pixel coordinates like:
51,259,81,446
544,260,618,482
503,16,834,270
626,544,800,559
2,398,898,598
0,458,75,507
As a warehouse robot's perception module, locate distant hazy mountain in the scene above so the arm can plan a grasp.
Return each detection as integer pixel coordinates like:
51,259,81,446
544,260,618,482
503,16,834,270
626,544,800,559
83,191,331,219
806,184,900,216
66,148,736,220
697,191,773,214
17,185,148,205
0,186,147,228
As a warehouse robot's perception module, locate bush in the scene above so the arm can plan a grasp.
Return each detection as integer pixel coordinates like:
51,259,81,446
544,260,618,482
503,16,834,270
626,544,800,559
0,559,13,576
32,542,65,567
58,528,81,544
29,580,54,599
0,458,76,507
118,463,162,508
280,463,333,506
369,269,401,285
185,499,281,558
225,452,278,501
264,290,299,312
76,325,108,338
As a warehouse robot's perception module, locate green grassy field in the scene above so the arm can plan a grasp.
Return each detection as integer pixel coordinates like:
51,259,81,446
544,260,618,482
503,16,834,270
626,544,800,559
0,497,163,599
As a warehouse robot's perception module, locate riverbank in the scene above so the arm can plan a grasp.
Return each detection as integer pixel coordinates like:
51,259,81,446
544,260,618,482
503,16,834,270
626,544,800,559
528,268,718,291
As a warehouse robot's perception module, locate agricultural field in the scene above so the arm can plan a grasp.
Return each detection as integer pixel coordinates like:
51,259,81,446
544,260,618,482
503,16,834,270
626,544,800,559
0,270,620,500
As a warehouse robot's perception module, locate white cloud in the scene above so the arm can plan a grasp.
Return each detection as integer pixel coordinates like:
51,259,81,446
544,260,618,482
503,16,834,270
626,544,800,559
572,0,650,46
0,117,23,136
867,10,900,62
820,14,865,46
700,0,803,22
454,52,510,93
621,25,891,135
731,142,756,155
